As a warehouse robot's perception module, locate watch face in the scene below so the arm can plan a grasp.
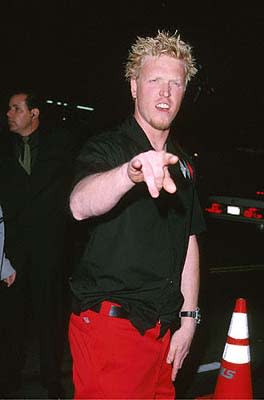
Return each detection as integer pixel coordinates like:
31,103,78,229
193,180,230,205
195,307,201,324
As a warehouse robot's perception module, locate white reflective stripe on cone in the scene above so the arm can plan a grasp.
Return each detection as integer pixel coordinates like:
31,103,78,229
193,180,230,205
228,313,249,339
223,343,251,364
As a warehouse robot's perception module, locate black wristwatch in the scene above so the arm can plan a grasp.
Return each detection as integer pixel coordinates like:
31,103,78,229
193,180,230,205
179,307,201,325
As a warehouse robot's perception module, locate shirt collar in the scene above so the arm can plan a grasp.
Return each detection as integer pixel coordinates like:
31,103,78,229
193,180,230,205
15,128,39,145
125,116,153,152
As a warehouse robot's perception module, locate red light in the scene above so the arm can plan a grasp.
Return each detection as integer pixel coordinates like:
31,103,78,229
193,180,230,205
256,191,264,196
243,207,263,219
206,203,223,214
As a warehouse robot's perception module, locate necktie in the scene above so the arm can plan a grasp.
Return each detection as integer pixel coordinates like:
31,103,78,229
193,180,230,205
19,136,31,175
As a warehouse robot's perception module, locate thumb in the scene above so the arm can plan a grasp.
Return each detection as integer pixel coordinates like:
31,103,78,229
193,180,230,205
131,158,142,171
166,348,175,364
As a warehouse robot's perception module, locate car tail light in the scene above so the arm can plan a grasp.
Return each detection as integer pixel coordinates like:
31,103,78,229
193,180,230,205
205,202,224,214
243,207,264,220
205,200,264,222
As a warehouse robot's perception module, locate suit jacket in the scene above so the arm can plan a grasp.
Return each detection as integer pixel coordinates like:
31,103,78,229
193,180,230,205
0,123,79,273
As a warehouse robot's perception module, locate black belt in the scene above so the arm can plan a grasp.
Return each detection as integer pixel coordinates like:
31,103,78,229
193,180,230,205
89,302,129,319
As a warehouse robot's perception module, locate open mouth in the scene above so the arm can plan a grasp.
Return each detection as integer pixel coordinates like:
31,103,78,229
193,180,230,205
156,103,170,111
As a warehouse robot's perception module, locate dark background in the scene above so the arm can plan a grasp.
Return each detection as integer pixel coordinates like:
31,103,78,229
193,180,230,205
1,3,263,397
0,1,263,149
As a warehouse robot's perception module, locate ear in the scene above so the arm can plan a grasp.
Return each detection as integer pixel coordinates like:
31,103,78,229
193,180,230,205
31,108,40,119
130,78,137,99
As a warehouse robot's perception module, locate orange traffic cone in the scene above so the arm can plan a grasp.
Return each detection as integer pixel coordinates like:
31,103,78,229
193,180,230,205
213,297,253,399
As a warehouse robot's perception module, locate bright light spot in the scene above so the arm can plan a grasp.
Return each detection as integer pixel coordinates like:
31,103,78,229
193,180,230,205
76,105,94,111
227,206,240,215
46,99,94,112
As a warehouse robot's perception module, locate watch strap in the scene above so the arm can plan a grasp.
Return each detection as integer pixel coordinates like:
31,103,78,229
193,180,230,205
179,307,201,324
180,311,197,318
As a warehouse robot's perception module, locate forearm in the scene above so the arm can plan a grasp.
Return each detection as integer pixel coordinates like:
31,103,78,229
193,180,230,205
70,163,135,220
167,235,200,380
180,235,200,312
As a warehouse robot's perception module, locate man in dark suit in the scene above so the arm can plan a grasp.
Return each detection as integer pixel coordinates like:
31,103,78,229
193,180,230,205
0,90,78,398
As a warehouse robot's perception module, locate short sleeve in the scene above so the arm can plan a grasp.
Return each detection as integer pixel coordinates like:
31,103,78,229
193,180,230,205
190,189,207,235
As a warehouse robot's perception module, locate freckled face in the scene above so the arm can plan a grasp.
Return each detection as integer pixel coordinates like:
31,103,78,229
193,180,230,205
131,55,186,132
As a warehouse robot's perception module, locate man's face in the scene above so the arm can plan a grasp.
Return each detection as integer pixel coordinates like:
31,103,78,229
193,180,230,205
7,93,33,136
131,55,186,133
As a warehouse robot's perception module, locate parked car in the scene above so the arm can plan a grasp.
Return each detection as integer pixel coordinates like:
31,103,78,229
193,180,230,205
195,145,264,232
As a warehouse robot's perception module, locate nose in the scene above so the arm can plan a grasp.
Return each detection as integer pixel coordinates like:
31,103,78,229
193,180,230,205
159,82,171,97
7,109,12,118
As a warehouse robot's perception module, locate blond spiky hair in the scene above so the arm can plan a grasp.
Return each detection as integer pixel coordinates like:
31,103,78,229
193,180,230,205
125,30,197,84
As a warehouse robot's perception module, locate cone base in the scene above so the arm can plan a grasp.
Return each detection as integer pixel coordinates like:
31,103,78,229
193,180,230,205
213,359,252,399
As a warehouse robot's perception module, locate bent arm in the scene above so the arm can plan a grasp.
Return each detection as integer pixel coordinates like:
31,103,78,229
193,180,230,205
70,163,135,220
70,149,178,220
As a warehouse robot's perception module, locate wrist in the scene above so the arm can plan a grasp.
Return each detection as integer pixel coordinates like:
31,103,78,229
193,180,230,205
122,163,136,187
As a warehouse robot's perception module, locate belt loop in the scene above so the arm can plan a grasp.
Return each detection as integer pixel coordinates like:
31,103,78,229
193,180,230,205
100,301,114,314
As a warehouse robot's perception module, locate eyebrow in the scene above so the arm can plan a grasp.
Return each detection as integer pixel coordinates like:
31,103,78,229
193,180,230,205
9,103,23,107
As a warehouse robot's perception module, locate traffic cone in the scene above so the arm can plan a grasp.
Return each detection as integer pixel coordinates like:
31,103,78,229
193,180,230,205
213,297,253,399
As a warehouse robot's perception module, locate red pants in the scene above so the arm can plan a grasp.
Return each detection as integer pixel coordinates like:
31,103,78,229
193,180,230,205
69,301,175,399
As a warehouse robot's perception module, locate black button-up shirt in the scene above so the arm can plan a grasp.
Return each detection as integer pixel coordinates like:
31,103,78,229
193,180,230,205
70,116,206,335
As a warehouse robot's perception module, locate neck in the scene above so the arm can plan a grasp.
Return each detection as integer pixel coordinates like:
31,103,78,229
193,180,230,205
148,134,168,151
143,125,169,151
134,114,169,151
19,121,39,137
